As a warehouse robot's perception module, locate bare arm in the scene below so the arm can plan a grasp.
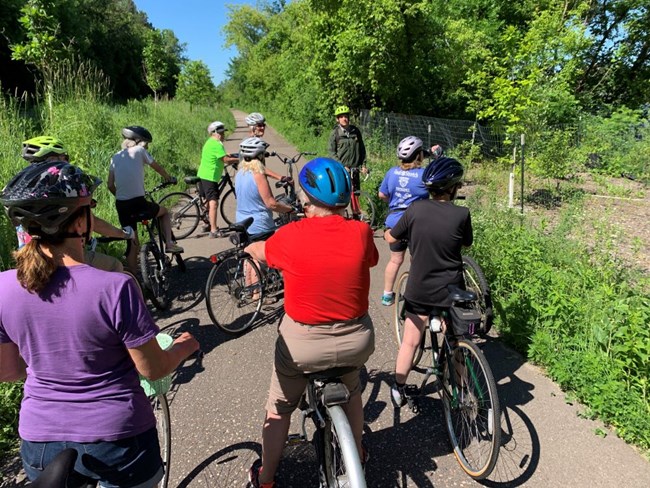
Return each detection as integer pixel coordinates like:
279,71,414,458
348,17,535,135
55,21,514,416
254,173,292,213
384,229,398,244
245,241,267,263
264,168,283,181
128,332,199,381
0,343,26,382
107,170,116,195
223,155,239,165
150,161,173,181
93,215,128,238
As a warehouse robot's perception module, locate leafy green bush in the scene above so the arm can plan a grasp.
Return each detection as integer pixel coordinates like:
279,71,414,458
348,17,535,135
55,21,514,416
470,201,650,450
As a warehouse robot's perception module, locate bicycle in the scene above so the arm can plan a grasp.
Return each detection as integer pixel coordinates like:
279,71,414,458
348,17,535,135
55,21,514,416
138,181,186,310
205,217,284,334
287,366,367,487
346,167,376,228
158,162,239,239
393,268,501,480
270,150,315,225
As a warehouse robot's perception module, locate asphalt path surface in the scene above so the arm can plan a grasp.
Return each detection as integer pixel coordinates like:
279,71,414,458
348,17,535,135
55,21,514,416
4,110,647,487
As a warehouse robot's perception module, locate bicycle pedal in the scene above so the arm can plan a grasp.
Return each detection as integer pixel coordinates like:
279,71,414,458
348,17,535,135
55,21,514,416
286,434,307,445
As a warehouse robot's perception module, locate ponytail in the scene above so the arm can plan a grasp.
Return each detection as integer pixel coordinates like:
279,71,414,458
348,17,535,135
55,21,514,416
13,238,62,293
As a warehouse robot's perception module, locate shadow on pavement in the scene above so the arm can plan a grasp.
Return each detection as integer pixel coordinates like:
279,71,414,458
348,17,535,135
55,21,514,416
479,338,541,486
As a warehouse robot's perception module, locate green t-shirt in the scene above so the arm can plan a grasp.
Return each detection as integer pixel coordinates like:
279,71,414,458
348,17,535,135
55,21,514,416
197,137,226,182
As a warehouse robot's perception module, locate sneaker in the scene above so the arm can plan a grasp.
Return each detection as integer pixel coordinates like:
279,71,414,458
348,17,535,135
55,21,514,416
381,292,395,306
248,459,275,488
202,224,211,233
391,384,407,408
165,243,184,253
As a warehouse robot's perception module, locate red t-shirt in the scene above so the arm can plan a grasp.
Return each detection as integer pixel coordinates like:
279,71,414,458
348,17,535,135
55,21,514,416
265,215,379,324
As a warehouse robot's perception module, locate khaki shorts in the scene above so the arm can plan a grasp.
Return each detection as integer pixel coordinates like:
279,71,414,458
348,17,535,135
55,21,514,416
84,250,124,273
266,313,375,415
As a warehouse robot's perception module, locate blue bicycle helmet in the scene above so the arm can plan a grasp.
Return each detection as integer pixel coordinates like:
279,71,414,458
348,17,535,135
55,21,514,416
299,158,351,208
422,156,464,192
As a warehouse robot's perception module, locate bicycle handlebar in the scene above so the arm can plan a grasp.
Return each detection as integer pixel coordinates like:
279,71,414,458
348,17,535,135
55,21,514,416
271,151,317,165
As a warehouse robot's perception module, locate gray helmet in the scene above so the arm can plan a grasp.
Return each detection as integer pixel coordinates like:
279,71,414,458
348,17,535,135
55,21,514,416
207,121,226,134
239,137,269,159
122,126,152,143
397,136,423,161
245,112,265,126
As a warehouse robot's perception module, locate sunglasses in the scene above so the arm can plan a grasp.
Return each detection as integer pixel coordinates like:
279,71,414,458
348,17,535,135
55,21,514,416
256,124,266,128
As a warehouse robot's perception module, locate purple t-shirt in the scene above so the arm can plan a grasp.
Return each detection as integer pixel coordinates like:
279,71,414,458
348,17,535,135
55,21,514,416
379,166,428,228
0,265,158,442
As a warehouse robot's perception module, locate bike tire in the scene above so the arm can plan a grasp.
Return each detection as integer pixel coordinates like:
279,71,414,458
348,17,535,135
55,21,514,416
462,255,494,335
140,242,169,310
205,254,263,334
220,188,237,226
151,394,171,488
158,192,200,240
322,405,367,488
394,271,424,366
440,339,501,480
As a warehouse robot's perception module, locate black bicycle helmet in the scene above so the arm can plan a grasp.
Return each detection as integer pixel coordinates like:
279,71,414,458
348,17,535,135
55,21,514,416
121,126,153,143
1,161,101,235
421,156,464,192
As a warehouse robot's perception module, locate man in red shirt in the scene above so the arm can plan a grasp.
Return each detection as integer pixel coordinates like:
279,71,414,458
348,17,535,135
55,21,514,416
244,158,378,488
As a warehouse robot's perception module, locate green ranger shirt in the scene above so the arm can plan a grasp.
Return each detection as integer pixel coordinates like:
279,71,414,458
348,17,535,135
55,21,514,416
197,137,227,182
328,124,366,168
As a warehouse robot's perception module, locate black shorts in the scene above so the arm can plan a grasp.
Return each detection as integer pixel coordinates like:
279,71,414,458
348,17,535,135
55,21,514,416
348,167,361,190
384,228,408,252
403,298,438,317
199,179,221,201
115,197,159,228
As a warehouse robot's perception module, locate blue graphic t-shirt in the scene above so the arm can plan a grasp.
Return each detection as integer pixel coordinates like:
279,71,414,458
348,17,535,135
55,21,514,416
379,166,428,228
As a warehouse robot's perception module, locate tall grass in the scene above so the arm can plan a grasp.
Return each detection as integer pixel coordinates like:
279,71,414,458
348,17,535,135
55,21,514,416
0,67,233,458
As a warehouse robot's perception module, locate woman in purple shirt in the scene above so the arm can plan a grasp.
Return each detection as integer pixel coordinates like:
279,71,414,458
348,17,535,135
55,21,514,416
0,162,199,487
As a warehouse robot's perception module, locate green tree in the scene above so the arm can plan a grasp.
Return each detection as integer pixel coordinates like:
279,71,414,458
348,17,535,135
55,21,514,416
176,60,217,109
143,28,185,101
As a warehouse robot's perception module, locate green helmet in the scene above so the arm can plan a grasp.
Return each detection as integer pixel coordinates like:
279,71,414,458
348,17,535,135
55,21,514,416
22,136,68,163
334,105,350,117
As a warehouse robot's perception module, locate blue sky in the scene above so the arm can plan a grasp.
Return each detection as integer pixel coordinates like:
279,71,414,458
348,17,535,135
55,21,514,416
132,0,259,85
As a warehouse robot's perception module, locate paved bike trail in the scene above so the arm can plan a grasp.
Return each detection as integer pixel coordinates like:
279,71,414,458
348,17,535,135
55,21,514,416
3,110,648,487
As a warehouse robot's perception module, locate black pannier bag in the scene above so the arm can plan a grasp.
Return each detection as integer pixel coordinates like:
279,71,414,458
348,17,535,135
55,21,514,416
448,303,482,336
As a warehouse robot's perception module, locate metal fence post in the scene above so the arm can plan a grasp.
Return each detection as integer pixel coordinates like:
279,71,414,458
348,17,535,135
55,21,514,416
520,133,525,214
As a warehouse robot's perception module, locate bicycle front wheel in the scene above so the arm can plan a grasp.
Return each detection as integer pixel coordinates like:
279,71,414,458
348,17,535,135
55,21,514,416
158,192,200,240
151,394,171,488
140,242,169,310
205,255,263,334
219,188,237,226
462,255,494,335
441,339,501,480
393,271,423,366
322,405,367,488
346,192,376,229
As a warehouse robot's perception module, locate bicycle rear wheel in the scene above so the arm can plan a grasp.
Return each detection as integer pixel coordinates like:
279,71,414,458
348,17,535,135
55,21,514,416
393,272,424,366
441,339,501,480
321,406,367,488
140,242,169,310
219,188,237,226
151,394,171,488
205,255,263,333
158,192,200,240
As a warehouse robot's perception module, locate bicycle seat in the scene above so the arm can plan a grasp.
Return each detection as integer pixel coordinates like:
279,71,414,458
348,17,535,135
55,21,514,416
31,448,78,487
228,216,254,232
305,366,357,381
447,285,477,303
184,176,201,185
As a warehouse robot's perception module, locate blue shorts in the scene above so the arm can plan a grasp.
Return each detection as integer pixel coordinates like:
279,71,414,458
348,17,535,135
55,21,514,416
21,428,163,488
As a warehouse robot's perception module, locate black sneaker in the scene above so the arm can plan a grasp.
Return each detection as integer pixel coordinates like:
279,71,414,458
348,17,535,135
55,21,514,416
391,384,407,407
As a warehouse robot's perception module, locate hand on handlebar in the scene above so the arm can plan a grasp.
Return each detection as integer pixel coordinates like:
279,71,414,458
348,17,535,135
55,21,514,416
280,176,293,185
172,332,200,359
